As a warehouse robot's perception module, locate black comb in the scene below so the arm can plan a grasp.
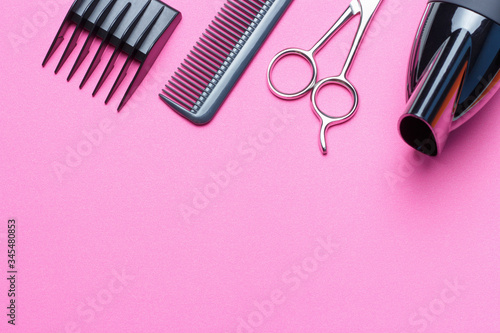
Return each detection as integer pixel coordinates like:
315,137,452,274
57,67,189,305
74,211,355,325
160,0,292,125
43,0,181,111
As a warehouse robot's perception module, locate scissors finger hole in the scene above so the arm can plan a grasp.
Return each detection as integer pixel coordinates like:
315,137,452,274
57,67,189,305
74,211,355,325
313,79,358,119
268,51,316,99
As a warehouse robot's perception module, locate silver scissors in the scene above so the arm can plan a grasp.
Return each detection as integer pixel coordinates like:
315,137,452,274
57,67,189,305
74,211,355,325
267,0,383,154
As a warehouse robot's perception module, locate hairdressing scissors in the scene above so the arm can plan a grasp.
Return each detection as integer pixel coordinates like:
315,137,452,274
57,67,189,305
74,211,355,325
267,0,383,154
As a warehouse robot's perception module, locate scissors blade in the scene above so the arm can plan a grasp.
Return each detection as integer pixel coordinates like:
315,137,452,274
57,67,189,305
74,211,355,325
357,0,383,21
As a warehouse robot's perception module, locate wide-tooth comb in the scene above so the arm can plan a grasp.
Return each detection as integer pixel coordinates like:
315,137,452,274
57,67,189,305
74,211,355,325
43,0,181,111
160,0,293,125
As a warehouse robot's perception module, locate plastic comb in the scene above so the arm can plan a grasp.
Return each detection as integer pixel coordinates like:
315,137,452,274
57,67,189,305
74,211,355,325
42,0,181,111
160,0,292,125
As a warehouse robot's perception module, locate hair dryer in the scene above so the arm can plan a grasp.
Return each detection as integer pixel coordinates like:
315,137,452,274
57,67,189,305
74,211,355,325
399,0,500,156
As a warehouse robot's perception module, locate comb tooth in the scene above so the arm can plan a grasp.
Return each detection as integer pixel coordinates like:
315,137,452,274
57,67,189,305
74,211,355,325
216,14,245,35
93,49,120,96
235,0,259,15
174,74,204,94
218,12,247,36
164,87,195,109
80,42,106,89
182,61,211,83
117,62,149,111
162,88,194,110
168,80,199,104
105,55,132,104
159,93,192,115
243,0,262,12
180,64,209,85
193,42,222,66
42,0,83,67
172,76,203,96
222,6,251,27
68,0,117,81
196,41,225,63
190,47,220,69
222,5,250,23
206,27,237,49
200,41,230,65
119,59,164,111
184,58,213,81
55,0,101,74
219,13,247,36
176,68,206,91
160,90,193,114
81,2,131,88
118,0,152,43
183,64,210,90
211,20,240,42
107,6,164,105
165,81,197,107
117,63,144,111
227,0,256,20
202,32,232,54
43,21,72,67
179,66,210,89
187,54,217,76
209,23,239,47
211,21,240,44
162,91,193,111
190,51,219,74
94,0,152,96
189,47,220,72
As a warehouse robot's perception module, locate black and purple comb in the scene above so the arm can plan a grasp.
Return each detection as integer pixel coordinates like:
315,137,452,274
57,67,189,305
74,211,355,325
161,0,293,125
43,0,181,111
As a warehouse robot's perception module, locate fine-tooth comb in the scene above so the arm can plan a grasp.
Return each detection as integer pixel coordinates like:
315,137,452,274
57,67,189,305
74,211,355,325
160,0,293,125
43,0,181,111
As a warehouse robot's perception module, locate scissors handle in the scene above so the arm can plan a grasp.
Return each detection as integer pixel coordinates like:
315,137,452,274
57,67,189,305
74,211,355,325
311,77,359,154
267,48,318,100
267,4,356,100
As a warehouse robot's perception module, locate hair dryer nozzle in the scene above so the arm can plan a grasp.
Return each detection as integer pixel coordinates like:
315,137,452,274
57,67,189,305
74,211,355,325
399,1,500,156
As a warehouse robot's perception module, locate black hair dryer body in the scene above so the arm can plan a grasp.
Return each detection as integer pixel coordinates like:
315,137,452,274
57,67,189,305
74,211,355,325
399,0,500,156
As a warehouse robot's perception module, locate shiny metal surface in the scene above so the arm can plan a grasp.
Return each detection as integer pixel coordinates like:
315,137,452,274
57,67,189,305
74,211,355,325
267,0,383,154
399,2,500,156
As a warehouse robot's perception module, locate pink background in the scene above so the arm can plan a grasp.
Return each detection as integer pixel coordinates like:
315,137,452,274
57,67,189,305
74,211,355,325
1,0,500,332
